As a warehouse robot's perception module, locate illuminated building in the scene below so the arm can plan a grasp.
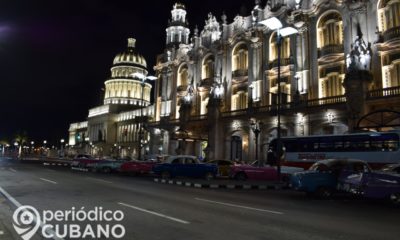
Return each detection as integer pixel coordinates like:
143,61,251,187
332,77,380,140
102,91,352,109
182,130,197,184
69,1,400,162
69,38,154,158
150,1,400,162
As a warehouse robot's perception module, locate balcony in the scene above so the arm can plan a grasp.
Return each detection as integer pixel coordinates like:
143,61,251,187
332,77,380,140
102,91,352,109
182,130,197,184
318,44,344,58
306,95,346,107
177,85,188,92
232,69,248,78
367,86,400,99
269,58,292,69
383,26,400,42
199,77,213,88
270,76,290,86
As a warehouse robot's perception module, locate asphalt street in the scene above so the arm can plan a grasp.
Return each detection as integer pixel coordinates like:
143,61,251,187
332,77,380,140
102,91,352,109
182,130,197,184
0,157,399,240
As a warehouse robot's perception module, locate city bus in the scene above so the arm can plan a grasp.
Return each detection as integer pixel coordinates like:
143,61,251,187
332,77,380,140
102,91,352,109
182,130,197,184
269,131,400,169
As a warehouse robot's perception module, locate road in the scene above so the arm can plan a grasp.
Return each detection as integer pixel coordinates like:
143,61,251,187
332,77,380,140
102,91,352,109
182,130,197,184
0,157,399,240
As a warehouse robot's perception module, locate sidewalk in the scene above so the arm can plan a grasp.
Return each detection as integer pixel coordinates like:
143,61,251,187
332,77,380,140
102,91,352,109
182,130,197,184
153,178,287,190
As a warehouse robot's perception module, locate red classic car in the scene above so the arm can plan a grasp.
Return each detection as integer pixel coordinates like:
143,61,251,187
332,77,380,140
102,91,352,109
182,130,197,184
119,161,158,175
230,161,304,181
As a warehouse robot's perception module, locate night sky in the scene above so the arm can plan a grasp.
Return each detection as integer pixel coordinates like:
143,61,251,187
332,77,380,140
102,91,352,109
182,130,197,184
0,0,256,145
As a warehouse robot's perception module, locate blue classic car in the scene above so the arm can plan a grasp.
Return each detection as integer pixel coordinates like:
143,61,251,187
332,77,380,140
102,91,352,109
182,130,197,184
291,159,400,204
152,155,218,180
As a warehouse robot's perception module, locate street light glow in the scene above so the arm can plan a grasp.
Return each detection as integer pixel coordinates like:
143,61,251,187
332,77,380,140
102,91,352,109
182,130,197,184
259,17,282,30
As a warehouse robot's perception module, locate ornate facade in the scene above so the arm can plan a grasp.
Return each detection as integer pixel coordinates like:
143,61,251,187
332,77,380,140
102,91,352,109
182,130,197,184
69,1,400,161
150,1,400,162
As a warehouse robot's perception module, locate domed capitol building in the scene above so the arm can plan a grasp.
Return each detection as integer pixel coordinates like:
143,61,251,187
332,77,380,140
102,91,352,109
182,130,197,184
69,0,400,161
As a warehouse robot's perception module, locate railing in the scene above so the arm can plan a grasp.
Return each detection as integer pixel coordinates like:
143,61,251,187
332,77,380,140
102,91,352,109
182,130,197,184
177,85,188,92
318,44,344,58
190,114,208,121
221,109,248,117
383,26,400,42
306,95,346,107
232,69,248,78
367,86,400,99
200,77,213,87
269,58,292,69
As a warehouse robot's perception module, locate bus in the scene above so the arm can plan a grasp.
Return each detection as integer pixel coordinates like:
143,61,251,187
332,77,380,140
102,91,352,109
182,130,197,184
269,131,400,169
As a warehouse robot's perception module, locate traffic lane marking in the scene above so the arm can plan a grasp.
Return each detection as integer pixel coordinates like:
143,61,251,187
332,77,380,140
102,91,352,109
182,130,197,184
0,186,63,240
9,168,17,173
86,177,113,184
39,178,58,184
0,230,3,235
118,202,190,225
195,197,284,215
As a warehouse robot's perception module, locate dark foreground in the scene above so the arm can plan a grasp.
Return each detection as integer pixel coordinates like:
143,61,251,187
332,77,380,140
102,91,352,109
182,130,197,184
0,157,399,240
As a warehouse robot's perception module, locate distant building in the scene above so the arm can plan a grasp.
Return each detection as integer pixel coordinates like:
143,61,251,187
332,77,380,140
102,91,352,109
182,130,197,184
69,1,400,161
69,38,154,158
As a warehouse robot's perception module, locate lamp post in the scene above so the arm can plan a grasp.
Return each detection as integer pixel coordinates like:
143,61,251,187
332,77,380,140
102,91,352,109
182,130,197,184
60,139,65,157
250,120,261,167
131,72,157,160
260,17,298,180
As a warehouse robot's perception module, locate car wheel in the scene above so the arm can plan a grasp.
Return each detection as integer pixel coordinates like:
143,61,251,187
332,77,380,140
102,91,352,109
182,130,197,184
204,172,215,181
102,167,112,174
235,172,247,181
316,186,333,199
390,193,400,205
161,171,171,179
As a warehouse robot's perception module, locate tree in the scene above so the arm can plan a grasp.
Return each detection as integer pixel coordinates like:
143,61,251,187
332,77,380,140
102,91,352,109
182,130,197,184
14,131,28,158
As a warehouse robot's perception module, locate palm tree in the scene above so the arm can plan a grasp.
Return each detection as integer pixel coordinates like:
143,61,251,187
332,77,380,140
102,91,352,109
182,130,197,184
14,131,28,158
0,139,9,155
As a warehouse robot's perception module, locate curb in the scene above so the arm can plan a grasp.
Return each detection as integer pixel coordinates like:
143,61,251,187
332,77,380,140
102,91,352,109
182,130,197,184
43,162,70,167
153,178,284,190
71,167,89,172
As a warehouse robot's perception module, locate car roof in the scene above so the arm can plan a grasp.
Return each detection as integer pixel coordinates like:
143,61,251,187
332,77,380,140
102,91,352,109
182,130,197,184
316,159,366,166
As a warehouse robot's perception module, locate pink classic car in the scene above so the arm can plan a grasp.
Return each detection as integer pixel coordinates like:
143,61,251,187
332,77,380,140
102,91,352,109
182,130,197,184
229,161,303,181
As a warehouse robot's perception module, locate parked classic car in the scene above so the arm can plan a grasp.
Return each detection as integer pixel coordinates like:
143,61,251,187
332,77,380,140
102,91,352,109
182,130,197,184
291,159,400,203
152,155,218,180
120,160,158,175
206,160,234,177
229,161,303,181
290,159,366,198
337,161,400,204
93,159,125,173
71,155,100,169
380,163,400,174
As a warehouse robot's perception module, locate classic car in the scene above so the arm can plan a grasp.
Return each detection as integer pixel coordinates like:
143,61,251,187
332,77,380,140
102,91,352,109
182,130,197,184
380,163,400,174
290,159,360,198
291,159,400,203
71,155,100,169
229,161,303,181
337,161,400,204
152,155,218,180
206,160,234,177
93,159,125,173
120,160,158,175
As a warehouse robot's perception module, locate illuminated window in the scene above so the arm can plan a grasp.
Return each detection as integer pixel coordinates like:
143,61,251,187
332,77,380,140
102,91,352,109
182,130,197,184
232,44,248,71
202,55,214,79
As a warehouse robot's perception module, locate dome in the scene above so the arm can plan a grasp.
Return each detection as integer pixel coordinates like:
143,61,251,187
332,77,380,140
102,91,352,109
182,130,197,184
112,38,147,68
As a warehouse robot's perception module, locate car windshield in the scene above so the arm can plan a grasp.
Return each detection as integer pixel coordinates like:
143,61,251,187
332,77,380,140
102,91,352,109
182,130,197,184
309,163,330,172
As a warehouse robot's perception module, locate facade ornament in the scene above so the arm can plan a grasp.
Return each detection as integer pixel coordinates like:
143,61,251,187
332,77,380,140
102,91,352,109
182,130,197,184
346,24,372,72
221,12,227,25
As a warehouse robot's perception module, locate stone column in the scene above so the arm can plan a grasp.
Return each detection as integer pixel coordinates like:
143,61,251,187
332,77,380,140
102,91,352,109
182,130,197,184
206,97,223,160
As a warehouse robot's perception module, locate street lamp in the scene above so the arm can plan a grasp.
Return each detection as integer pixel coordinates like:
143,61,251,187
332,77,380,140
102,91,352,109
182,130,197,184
250,120,262,167
131,72,157,160
60,139,65,157
260,17,298,180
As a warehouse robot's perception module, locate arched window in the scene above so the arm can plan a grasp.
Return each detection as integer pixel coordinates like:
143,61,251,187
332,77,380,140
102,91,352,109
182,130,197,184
378,0,400,32
269,32,290,62
178,65,189,87
202,55,214,79
317,11,345,98
317,12,343,49
232,44,248,71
